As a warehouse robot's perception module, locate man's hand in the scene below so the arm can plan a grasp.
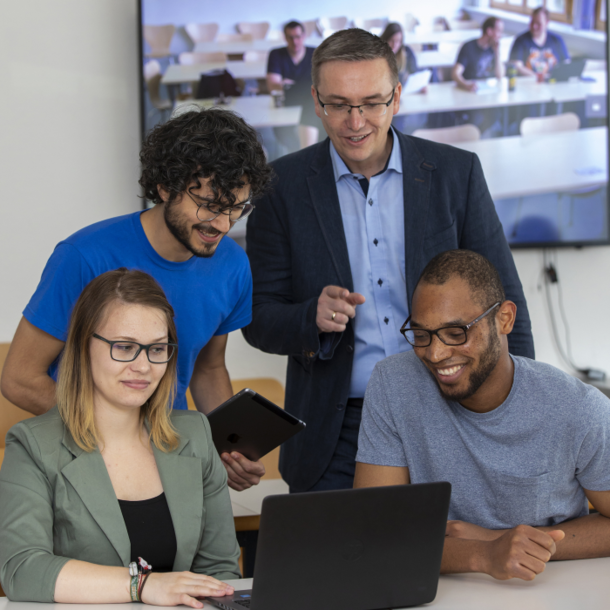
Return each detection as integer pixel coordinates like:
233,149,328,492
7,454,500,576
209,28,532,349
221,452,266,491
482,525,565,580
446,520,502,542
316,286,365,334
463,80,478,92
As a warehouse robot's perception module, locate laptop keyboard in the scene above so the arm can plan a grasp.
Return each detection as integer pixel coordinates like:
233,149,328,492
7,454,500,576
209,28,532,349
234,600,251,608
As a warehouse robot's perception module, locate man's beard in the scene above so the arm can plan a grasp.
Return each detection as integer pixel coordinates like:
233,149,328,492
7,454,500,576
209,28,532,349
437,328,502,403
163,203,223,258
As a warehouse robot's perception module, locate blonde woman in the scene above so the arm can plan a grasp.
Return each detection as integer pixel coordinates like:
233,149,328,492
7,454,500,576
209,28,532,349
0,268,239,606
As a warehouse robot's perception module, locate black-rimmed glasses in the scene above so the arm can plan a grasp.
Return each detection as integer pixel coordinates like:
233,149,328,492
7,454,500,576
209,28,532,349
186,189,255,223
400,302,501,348
316,89,396,118
93,334,177,364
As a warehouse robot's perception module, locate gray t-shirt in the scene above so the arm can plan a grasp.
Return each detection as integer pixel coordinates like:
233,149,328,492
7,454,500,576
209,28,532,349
357,351,610,529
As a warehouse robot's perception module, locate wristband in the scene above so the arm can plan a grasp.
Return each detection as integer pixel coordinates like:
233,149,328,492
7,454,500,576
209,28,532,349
139,572,152,601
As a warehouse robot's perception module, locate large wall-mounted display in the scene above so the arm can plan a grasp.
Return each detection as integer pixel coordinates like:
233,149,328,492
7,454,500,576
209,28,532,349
139,0,609,249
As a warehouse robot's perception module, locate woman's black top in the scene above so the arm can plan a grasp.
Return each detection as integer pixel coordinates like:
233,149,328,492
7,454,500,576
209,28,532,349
118,492,177,571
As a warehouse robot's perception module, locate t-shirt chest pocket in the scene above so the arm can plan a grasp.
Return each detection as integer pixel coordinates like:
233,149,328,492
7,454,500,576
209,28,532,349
493,470,551,528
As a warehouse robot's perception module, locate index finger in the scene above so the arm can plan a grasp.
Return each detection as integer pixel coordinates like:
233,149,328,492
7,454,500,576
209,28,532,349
526,527,558,552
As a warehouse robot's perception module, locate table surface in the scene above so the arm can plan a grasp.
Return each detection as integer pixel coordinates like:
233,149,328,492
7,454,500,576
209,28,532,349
173,95,302,129
398,71,607,115
454,126,608,200
193,37,322,55
162,61,267,85
2,557,608,609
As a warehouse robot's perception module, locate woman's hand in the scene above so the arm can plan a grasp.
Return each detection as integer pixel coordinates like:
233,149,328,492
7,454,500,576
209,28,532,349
141,571,234,608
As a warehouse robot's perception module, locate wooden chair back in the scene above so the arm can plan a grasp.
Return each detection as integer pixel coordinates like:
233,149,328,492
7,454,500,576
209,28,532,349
217,33,253,43
237,22,270,40
143,24,176,58
413,124,481,144
520,112,580,136
185,23,219,44
243,50,268,63
301,19,321,38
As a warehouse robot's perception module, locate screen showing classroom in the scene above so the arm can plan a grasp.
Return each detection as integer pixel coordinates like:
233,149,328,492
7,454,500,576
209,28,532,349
140,0,609,249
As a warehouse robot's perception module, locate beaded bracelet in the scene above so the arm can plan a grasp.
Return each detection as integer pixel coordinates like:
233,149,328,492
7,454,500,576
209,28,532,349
129,557,153,602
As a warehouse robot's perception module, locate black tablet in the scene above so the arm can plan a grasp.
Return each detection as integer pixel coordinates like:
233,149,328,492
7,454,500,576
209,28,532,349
207,388,306,461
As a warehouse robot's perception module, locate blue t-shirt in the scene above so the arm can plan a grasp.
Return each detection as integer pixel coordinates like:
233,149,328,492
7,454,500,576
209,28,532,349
357,352,610,529
24,212,252,410
266,46,315,83
509,31,569,76
456,39,497,80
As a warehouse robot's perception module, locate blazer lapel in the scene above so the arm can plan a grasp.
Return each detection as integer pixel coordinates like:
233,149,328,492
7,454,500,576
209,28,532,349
151,437,203,572
61,429,131,565
399,132,435,304
306,140,354,292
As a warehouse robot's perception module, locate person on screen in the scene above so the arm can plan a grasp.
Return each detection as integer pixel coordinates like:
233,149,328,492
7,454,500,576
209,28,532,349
510,7,569,80
0,108,272,492
266,20,315,93
243,28,534,495
355,250,610,581
451,17,504,138
0,269,240,603
380,22,428,134
452,17,504,91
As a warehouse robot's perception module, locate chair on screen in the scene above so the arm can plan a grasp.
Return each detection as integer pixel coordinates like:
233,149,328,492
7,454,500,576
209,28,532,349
519,112,580,136
404,13,420,33
412,124,481,144
361,18,389,34
143,60,172,121
237,21,270,40
302,19,321,38
243,50,268,62
319,16,349,35
179,52,227,65
143,24,176,59
185,23,219,45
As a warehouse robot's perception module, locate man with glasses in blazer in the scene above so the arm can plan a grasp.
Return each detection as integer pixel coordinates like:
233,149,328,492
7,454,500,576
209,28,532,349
244,28,534,493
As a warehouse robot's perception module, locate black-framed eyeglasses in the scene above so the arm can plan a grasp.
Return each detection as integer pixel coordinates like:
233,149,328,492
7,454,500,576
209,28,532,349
93,334,177,364
400,302,501,348
316,89,396,118
186,189,255,223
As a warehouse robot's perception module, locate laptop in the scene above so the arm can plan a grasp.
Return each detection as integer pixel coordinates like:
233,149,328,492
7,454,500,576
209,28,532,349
208,482,451,610
549,58,586,82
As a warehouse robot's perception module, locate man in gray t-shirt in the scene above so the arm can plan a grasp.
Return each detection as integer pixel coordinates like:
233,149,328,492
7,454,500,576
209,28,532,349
355,250,610,582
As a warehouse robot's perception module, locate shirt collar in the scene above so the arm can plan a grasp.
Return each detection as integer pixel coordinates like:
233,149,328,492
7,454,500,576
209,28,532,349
329,127,403,183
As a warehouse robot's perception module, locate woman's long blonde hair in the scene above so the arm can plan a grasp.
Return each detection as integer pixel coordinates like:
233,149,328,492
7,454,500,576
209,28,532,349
57,268,179,452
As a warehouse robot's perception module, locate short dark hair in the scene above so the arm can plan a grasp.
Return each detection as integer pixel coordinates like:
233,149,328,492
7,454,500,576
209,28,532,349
532,6,550,20
312,28,399,89
417,250,506,314
139,108,272,206
284,20,304,34
482,17,500,34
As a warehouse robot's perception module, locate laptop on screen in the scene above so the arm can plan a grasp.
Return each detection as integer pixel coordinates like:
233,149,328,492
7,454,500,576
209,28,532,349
549,58,586,82
208,482,451,610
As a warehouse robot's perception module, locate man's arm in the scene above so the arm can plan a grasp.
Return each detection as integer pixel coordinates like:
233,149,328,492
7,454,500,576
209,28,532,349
0,317,64,415
189,334,265,491
452,63,477,92
266,73,285,92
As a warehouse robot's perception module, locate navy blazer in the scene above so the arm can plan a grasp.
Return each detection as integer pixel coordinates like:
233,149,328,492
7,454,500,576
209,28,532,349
244,132,534,492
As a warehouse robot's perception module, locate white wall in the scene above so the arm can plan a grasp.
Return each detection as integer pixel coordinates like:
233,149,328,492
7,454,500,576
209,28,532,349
0,0,609,385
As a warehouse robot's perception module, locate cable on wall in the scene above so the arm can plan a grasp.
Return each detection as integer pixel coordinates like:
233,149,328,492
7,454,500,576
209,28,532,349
541,249,606,381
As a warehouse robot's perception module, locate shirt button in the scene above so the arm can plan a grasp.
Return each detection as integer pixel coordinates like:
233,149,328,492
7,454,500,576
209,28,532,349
336,403,345,411
373,238,378,246
384,317,389,325
368,198,374,206
377,278,383,287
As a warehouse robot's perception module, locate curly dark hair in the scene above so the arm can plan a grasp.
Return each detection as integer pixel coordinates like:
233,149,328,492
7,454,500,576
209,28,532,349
139,107,273,206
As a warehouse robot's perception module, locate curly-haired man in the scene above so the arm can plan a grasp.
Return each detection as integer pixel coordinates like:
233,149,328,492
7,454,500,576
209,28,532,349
1,109,272,491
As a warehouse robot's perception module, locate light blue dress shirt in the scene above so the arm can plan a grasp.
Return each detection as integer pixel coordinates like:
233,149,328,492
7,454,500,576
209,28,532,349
329,129,413,397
